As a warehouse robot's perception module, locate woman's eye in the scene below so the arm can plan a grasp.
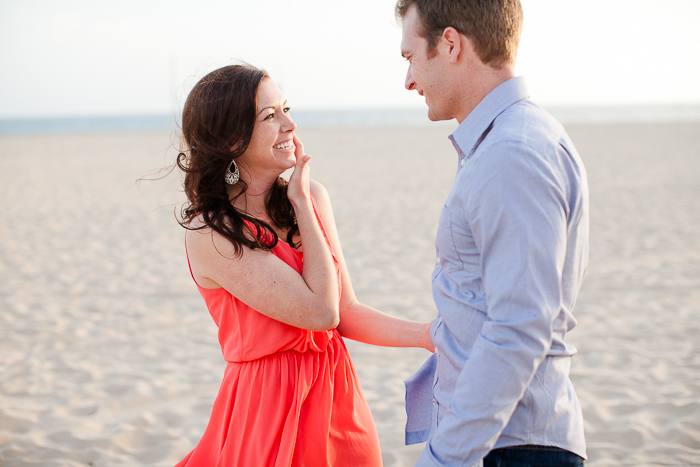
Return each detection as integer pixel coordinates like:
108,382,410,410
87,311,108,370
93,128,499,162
264,113,275,120
283,107,291,113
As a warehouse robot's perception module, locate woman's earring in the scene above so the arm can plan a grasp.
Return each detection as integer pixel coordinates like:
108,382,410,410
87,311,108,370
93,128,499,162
225,159,240,185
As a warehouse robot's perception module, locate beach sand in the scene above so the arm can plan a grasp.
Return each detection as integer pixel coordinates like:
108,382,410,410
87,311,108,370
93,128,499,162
0,122,699,466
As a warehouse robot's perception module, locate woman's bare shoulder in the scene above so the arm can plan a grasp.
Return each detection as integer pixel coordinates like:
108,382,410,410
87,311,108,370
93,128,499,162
309,179,328,198
185,215,238,260
309,180,332,212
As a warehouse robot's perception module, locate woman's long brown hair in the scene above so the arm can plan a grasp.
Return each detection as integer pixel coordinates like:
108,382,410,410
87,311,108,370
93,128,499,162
177,64,299,256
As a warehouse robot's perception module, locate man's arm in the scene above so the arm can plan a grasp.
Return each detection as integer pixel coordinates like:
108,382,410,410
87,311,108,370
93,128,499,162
417,141,570,467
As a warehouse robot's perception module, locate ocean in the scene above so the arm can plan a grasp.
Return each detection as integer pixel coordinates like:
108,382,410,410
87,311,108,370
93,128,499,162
1,105,699,135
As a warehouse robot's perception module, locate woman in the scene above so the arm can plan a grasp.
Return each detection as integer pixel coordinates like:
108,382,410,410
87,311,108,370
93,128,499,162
175,64,433,467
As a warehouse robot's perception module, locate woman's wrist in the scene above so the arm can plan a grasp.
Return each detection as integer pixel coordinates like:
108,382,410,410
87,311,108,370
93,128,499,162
422,321,435,352
289,194,313,215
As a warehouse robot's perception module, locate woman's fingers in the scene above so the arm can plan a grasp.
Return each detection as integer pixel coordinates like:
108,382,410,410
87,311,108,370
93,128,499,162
293,134,305,161
288,135,311,202
291,152,311,179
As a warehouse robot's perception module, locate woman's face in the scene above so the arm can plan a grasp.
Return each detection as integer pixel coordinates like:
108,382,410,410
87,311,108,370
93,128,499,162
237,78,297,177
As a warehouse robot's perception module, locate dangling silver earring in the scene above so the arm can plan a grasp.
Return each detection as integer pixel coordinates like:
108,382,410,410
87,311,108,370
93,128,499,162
225,159,240,185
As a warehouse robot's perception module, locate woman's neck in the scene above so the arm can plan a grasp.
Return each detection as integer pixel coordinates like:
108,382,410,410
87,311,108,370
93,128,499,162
227,171,277,219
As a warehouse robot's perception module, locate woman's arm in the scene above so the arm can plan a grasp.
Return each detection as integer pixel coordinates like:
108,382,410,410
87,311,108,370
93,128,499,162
187,135,339,332
310,181,434,352
337,302,434,351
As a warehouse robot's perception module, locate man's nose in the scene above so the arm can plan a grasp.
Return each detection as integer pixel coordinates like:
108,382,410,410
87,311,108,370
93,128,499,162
405,65,416,91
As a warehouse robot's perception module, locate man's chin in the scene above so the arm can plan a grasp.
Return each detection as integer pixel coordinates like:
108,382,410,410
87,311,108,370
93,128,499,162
427,106,452,122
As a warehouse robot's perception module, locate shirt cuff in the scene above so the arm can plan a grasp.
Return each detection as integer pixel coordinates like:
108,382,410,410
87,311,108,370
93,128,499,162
405,352,437,445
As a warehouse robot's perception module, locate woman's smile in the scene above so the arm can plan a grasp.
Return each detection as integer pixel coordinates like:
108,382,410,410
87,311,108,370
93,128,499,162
273,139,295,151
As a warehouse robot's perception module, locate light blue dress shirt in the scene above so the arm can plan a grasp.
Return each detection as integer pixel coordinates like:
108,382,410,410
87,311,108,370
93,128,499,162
406,77,589,467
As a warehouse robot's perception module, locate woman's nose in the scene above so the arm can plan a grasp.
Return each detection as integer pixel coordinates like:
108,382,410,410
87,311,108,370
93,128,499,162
283,113,297,132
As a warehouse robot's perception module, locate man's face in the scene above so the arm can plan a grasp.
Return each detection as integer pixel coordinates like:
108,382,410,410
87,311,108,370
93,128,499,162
400,5,451,121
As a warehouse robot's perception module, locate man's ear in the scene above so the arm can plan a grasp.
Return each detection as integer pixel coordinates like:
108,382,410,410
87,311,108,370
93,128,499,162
441,27,463,64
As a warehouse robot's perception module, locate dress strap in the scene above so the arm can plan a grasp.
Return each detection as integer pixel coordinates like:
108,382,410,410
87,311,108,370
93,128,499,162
184,228,214,290
309,194,338,262
184,226,197,284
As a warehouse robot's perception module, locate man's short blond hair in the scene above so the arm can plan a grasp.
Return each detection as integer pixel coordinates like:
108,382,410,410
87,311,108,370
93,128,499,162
396,0,523,68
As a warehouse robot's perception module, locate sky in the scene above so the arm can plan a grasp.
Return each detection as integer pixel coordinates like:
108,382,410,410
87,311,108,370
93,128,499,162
1,0,699,118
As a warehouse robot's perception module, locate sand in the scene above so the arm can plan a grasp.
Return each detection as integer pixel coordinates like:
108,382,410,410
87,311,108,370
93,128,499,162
0,122,699,466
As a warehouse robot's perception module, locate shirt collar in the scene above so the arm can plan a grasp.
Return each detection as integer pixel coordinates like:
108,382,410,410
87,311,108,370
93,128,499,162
449,76,530,161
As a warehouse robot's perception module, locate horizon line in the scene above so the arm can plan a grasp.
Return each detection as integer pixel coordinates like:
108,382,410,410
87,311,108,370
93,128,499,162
2,102,700,122
2,105,700,135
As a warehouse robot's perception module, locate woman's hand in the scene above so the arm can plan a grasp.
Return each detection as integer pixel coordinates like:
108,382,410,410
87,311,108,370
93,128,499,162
287,134,311,206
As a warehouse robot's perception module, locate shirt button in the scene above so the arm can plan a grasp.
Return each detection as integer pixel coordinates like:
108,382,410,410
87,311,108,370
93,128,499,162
436,257,441,264
460,159,465,167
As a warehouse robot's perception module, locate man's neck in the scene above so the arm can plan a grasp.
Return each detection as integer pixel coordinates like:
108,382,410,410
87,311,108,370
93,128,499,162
455,65,515,124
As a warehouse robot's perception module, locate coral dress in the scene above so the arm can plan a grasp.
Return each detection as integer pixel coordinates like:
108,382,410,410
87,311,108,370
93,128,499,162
176,201,382,467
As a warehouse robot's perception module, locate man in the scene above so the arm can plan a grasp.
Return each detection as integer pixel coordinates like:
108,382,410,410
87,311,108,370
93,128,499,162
397,1,589,466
